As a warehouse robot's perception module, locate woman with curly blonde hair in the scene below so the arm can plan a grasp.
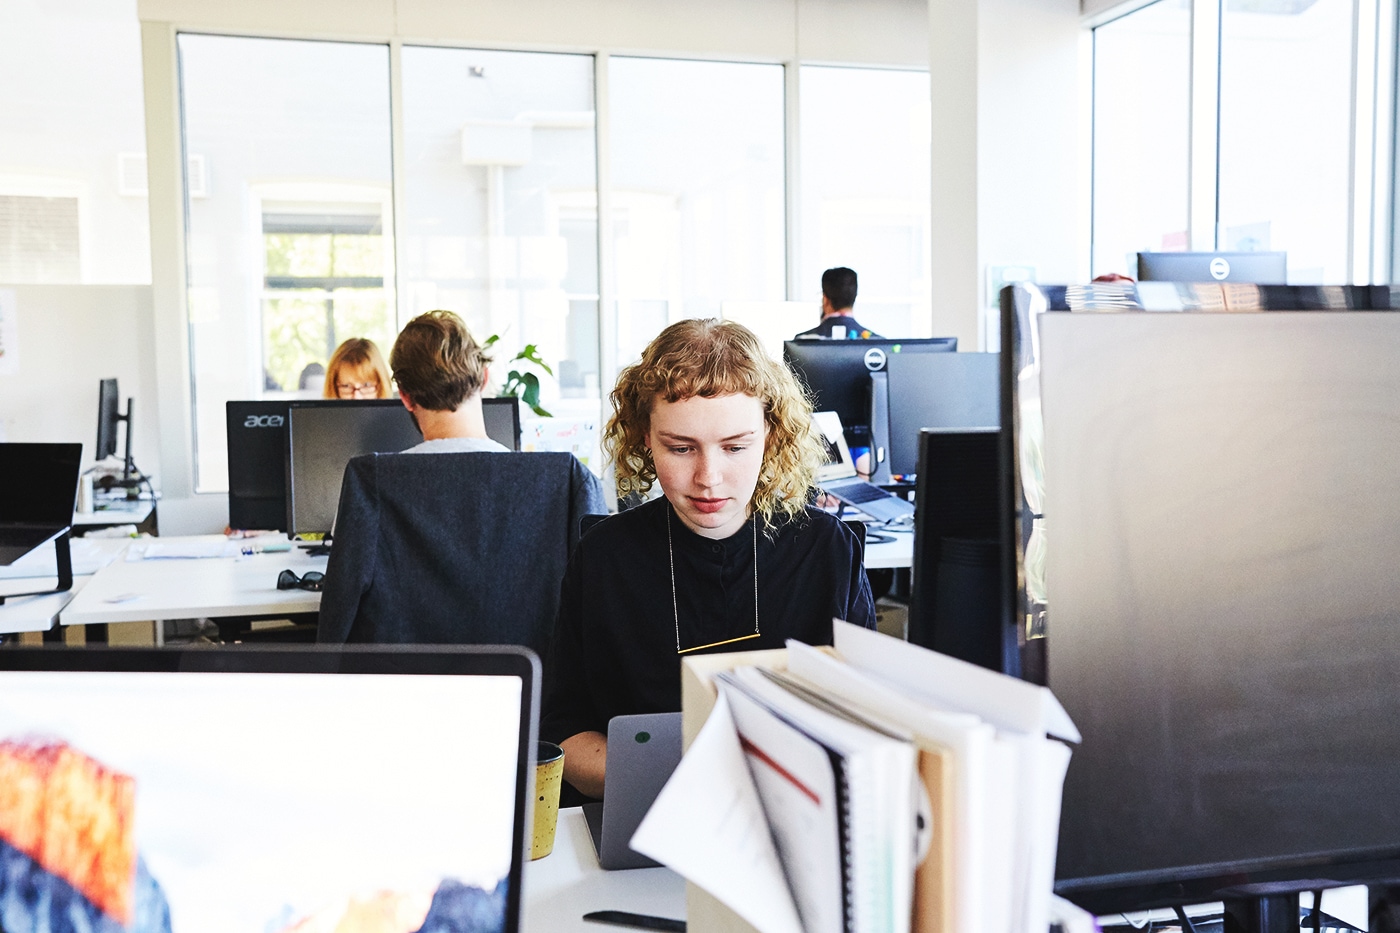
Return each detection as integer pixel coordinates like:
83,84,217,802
543,318,875,799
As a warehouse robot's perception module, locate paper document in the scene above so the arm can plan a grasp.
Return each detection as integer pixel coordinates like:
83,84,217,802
630,693,804,933
126,537,239,561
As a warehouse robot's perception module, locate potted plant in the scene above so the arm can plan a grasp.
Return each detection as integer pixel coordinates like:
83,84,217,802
483,335,553,418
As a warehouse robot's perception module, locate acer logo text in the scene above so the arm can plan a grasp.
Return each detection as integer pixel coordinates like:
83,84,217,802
244,415,285,428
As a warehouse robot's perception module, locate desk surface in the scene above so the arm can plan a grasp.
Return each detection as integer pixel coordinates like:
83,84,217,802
524,807,685,933
73,498,154,527
863,526,913,570
0,538,130,634
60,536,325,626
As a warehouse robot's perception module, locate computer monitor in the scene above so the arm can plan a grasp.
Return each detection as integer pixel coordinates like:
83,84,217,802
782,338,958,441
286,400,423,537
227,401,293,533
907,429,1014,674
95,378,137,481
232,397,521,536
881,352,1000,479
1136,251,1287,284
0,443,82,567
0,645,539,933
1035,308,1400,923
482,397,523,452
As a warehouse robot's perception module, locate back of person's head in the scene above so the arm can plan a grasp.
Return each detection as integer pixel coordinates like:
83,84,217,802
606,318,826,527
821,267,858,312
323,337,392,399
389,310,492,412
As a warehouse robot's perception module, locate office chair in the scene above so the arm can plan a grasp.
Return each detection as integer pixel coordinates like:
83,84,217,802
317,451,607,651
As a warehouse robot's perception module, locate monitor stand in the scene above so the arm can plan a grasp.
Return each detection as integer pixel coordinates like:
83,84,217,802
0,531,73,605
1221,894,1300,933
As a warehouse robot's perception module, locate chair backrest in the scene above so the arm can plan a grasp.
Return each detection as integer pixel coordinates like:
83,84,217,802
317,451,607,651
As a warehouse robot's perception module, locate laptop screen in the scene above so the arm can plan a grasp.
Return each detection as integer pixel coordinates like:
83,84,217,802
0,646,537,933
0,443,82,527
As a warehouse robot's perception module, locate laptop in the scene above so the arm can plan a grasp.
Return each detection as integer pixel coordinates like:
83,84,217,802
0,645,539,933
812,411,915,523
0,443,82,565
583,712,683,870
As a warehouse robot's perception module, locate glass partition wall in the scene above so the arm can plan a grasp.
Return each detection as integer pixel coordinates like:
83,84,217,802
177,37,938,492
179,34,394,491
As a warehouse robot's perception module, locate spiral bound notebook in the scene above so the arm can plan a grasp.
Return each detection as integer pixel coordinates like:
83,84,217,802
716,666,919,933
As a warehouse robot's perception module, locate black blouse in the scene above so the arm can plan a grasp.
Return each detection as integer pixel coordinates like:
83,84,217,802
541,496,876,744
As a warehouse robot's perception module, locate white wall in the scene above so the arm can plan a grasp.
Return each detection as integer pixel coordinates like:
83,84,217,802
929,0,1088,349
0,284,159,470
137,0,931,65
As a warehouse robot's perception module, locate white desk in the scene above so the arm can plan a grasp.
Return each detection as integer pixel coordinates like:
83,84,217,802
60,536,325,628
863,527,913,570
524,807,685,932
73,498,154,528
0,538,128,635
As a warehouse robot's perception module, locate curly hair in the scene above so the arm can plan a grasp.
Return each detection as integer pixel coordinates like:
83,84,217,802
389,310,493,411
606,319,826,528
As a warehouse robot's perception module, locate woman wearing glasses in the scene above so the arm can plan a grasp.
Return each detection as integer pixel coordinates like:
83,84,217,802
323,337,392,400
543,319,875,799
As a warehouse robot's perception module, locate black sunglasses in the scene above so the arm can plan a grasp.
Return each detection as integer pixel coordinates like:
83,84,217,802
277,569,325,592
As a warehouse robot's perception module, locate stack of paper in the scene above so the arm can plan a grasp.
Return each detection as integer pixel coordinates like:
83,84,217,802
631,621,1080,933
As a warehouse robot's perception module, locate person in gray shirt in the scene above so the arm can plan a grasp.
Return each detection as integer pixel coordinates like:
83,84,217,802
390,309,511,454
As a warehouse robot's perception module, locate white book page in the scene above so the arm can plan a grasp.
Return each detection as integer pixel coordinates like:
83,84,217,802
629,693,804,933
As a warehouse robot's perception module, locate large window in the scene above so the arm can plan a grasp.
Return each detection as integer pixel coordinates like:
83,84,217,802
402,47,599,405
1091,0,1191,277
607,57,785,369
1218,0,1354,283
0,0,150,284
180,34,394,491
798,66,932,337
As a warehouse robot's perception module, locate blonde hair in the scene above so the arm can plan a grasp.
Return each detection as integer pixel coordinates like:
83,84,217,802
389,310,492,411
323,338,391,399
606,319,826,528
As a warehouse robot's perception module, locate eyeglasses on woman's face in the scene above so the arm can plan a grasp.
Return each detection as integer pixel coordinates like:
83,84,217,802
336,380,378,399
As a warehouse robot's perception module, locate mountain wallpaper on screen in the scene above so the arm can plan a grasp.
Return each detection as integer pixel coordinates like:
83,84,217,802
0,738,173,933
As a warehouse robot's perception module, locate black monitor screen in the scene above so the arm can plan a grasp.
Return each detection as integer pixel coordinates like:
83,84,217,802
1038,310,1400,913
287,401,423,536
0,443,82,527
884,352,999,477
1136,251,1287,284
227,401,292,533
483,397,522,451
95,379,120,461
783,338,958,435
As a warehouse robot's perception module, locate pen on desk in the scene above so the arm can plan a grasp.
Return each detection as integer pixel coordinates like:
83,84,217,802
582,910,686,932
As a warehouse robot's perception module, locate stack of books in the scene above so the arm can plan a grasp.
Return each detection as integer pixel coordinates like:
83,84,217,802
632,621,1080,933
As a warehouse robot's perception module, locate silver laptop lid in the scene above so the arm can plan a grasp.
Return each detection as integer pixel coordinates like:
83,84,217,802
813,411,857,484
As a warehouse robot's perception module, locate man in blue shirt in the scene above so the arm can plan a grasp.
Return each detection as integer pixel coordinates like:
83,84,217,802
795,266,882,339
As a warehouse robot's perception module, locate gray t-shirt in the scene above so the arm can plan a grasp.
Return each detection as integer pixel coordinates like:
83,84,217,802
403,437,510,454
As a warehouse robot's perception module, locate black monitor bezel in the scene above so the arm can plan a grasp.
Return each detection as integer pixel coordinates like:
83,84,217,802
96,378,120,461
782,337,959,435
0,644,541,933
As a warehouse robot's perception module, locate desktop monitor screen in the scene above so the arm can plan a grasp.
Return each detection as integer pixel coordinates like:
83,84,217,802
227,401,292,533
0,645,538,933
1136,251,1287,284
482,397,523,452
95,379,121,461
1038,310,1400,914
783,338,958,438
287,400,423,537
883,352,999,478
